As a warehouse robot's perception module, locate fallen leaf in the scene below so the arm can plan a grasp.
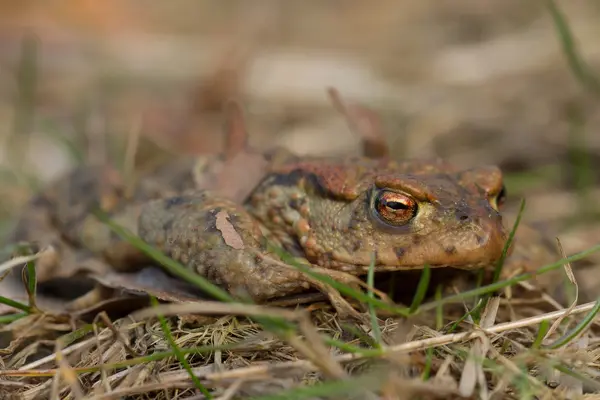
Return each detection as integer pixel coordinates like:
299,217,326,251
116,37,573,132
215,210,245,250
188,99,270,200
85,267,209,303
68,267,213,320
327,87,390,159
222,100,250,161
214,151,269,200
214,100,271,199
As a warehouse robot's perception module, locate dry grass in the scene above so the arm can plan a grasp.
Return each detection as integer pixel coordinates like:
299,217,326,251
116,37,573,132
1,281,599,398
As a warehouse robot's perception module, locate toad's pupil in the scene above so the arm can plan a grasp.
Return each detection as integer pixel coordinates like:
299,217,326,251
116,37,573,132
384,200,408,210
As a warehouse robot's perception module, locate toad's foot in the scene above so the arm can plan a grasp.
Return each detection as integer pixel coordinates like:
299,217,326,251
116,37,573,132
290,265,394,320
251,253,392,322
137,192,381,321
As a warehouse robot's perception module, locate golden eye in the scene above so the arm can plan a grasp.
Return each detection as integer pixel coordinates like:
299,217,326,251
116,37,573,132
490,185,507,211
373,191,417,226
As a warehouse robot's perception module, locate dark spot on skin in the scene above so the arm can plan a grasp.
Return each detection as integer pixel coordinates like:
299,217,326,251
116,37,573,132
445,245,457,255
456,210,470,222
395,247,406,258
165,196,188,209
347,217,361,230
351,240,362,252
227,213,242,227
412,235,422,245
348,206,367,231
475,235,485,245
263,170,304,187
262,170,330,198
204,210,219,233
289,198,303,210
281,239,305,257
322,251,334,261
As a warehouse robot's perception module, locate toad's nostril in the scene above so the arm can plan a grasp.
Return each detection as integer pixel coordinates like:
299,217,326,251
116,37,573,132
457,213,470,222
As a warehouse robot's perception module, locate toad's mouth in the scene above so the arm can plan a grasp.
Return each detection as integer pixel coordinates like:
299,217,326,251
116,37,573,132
351,260,495,274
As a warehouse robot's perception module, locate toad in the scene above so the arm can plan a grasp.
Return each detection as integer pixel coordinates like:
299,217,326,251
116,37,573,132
6,104,543,320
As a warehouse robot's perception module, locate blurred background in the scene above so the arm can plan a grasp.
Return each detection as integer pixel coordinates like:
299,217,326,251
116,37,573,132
0,1,599,293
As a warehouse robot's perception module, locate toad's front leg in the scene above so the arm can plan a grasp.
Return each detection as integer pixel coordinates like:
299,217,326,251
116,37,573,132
138,191,368,320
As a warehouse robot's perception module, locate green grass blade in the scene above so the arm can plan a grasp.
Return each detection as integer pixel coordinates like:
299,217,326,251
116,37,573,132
446,300,484,333
435,284,443,330
476,198,526,320
532,320,550,349
491,198,525,284
545,297,600,349
317,333,383,357
0,312,28,324
553,363,600,391
0,296,31,313
472,268,486,311
409,264,430,314
366,252,382,346
59,323,104,347
24,259,37,309
545,0,600,94
421,347,434,381
152,296,213,398
11,243,38,309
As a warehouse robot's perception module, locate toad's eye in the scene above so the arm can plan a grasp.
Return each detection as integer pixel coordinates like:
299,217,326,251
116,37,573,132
490,185,507,210
373,191,417,226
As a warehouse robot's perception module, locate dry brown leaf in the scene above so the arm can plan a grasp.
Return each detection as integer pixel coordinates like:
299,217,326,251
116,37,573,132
190,99,270,200
86,267,208,304
64,267,214,320
214,101,271,199
222,100,250,161
215,210,245,250
327,87,390,159
214,151,270,200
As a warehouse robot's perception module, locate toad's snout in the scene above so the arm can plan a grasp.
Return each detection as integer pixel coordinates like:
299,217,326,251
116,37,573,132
449,209,510,268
